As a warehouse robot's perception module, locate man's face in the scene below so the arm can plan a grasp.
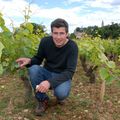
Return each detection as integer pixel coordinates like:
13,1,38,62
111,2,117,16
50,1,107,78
52,27,68,48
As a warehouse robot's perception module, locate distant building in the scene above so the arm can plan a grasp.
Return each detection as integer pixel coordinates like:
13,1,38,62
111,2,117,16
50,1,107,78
74,31,83,39
74,27,85,39
101,20,104,27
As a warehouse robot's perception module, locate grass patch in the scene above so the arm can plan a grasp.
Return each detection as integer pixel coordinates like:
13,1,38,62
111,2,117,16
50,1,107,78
0,97,9,110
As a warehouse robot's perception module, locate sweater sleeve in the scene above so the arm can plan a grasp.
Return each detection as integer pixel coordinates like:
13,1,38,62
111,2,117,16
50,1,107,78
48,42,78,88
26,38,45,67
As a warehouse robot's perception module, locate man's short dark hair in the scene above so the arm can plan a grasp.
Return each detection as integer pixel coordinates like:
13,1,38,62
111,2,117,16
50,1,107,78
51,18,69,33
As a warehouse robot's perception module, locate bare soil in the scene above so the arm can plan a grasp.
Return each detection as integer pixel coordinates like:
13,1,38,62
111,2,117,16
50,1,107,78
0,64,120,120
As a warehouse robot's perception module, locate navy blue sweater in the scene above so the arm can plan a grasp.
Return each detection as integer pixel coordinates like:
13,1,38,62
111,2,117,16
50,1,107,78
29,36,78,88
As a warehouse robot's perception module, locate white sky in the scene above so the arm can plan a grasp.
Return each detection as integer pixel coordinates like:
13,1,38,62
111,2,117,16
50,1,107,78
0,0,120,33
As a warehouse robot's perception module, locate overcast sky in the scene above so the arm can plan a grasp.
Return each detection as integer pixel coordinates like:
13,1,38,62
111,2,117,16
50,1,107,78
0,0,120,33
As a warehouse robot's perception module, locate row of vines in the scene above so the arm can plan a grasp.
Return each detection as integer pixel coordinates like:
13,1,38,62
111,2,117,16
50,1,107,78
76,35,120,102
0,12,120,102
0,12,46,74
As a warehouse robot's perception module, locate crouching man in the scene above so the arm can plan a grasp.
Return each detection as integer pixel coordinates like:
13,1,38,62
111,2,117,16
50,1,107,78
16,18,78,116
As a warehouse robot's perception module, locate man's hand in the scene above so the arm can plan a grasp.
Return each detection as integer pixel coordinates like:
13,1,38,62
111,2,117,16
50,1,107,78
36,81,50,93
16,58,31,69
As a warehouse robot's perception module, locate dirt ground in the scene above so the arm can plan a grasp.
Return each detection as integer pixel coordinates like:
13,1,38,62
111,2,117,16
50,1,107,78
0,64,120,120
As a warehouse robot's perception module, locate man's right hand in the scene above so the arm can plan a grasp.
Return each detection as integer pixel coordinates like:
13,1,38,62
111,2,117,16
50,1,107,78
16,58,31,69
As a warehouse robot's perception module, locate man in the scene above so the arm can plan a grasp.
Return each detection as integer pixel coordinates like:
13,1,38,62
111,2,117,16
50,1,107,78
16,18,78,116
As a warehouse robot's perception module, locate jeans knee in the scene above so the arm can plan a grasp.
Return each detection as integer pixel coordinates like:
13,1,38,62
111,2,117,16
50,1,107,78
28,65,40,81
28,65,39,73
54,80,71,101
28,65,41,76
55,91,70,101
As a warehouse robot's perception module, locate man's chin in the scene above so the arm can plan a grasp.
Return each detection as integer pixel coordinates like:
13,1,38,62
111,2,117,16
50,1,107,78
55,44,63,48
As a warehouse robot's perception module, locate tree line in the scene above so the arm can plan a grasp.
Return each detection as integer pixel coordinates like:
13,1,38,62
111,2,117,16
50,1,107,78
71,22,120,39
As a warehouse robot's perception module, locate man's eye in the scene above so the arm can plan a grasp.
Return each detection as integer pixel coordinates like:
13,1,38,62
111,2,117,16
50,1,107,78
53,32,65,35
53,32,58,35
60,33,65,35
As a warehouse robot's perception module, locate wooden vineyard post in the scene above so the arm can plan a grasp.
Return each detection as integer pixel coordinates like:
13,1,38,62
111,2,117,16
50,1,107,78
100,79,105,102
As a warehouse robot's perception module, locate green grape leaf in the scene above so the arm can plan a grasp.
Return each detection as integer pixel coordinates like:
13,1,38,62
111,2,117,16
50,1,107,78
26,23,33,33
0,64,3,75
0,42,4,58
98,53,108,62
99,68,109,80
106,61,115,69
106,75,115,84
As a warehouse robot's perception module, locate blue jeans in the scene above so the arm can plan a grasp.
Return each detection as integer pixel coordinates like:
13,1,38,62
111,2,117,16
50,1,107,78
28,65,71,101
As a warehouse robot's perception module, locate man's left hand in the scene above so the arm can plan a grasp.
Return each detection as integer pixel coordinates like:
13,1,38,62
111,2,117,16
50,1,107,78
36,80,50,93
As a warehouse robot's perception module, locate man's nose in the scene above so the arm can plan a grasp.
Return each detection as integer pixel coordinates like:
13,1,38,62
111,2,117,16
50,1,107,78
56,34,61,38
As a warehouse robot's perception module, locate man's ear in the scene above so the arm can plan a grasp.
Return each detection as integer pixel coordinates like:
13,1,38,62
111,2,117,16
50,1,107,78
66,33,69,38
50,32,52,36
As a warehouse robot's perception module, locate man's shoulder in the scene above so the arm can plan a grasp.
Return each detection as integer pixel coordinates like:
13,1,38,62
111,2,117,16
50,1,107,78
41,36,52,42
69,39,78,48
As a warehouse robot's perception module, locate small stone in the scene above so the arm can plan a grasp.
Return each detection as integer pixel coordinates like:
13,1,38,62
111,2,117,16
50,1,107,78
24,118,29,120
73,115,76,118
53,112,57,115
118,100,120,104
79,82,83,85
84,110,88,113
23,109,29,113
18,117,22,120
1,85,5,89
36,85,39,89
